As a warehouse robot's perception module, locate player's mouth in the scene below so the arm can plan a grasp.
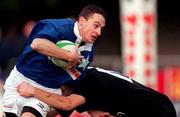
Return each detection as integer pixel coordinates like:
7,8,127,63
92,35,97,39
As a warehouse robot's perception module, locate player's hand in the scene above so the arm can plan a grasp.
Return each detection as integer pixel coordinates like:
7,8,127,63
67,46,84,69
17,81,34,97
88,110,115,117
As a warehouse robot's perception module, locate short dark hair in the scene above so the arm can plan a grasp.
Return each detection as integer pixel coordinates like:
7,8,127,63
78,5,106,20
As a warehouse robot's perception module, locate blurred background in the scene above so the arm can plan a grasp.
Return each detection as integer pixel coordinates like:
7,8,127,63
0,0,180,116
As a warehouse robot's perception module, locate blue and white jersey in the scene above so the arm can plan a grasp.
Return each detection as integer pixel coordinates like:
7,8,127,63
16,18,95,88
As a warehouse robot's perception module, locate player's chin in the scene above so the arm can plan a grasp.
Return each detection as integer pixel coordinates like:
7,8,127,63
85,40,93,43
88,38,96,43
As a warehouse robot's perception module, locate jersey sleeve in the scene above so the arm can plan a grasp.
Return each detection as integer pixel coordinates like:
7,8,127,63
72,77,94,102
30,21,60,43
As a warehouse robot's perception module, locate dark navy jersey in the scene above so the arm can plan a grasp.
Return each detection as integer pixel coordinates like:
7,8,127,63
72,67,176,117
16,18,95,88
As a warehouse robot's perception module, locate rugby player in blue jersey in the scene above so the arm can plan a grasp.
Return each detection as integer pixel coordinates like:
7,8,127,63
2,5,106,117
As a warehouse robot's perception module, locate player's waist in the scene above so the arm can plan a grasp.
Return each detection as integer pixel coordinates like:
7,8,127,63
12,66,62,94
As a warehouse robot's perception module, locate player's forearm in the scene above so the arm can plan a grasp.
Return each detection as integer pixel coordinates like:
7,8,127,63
31,38,70,61
32,87,75,111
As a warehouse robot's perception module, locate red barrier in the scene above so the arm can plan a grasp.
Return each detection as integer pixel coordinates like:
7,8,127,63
158,67,180,101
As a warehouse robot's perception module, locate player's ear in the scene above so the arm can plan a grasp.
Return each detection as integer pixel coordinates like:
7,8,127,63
78,16,86,25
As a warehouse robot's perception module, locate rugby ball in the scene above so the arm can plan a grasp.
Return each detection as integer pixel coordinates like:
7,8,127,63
49,40,75,68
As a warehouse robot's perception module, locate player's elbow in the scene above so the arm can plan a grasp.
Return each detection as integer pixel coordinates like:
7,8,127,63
31,38,42,50
57,102,75,111
62,104,74,111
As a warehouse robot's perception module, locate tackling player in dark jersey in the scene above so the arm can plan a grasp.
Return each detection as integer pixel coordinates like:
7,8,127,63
17,67,177,117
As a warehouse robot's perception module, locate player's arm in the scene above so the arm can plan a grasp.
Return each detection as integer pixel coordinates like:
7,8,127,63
31,38,83,67
17,81,86,111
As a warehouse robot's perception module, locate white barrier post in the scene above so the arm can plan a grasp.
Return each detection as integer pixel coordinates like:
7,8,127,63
120,0,157,89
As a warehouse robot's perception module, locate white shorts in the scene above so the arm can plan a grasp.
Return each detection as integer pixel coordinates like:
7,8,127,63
2,66,62,117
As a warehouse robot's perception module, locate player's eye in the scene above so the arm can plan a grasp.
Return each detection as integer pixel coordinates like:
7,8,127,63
93,24,99,29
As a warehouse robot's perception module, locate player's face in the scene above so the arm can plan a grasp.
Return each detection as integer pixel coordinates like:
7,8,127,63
78,13,105,43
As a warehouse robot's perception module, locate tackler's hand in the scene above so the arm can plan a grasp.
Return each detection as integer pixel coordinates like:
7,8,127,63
17,81,35,97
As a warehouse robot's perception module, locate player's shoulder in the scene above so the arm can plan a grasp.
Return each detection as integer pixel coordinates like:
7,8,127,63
39,18,75,25
87,67,133,83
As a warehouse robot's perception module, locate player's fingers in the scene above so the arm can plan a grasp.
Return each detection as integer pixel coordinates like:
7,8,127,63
17,81,24,88
79,55,84,59
74,46,79,51
66,62,74,69
100,113,111,117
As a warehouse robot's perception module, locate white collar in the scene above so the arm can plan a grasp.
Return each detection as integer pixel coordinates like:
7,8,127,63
74,22,92,47
74,22,82,40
